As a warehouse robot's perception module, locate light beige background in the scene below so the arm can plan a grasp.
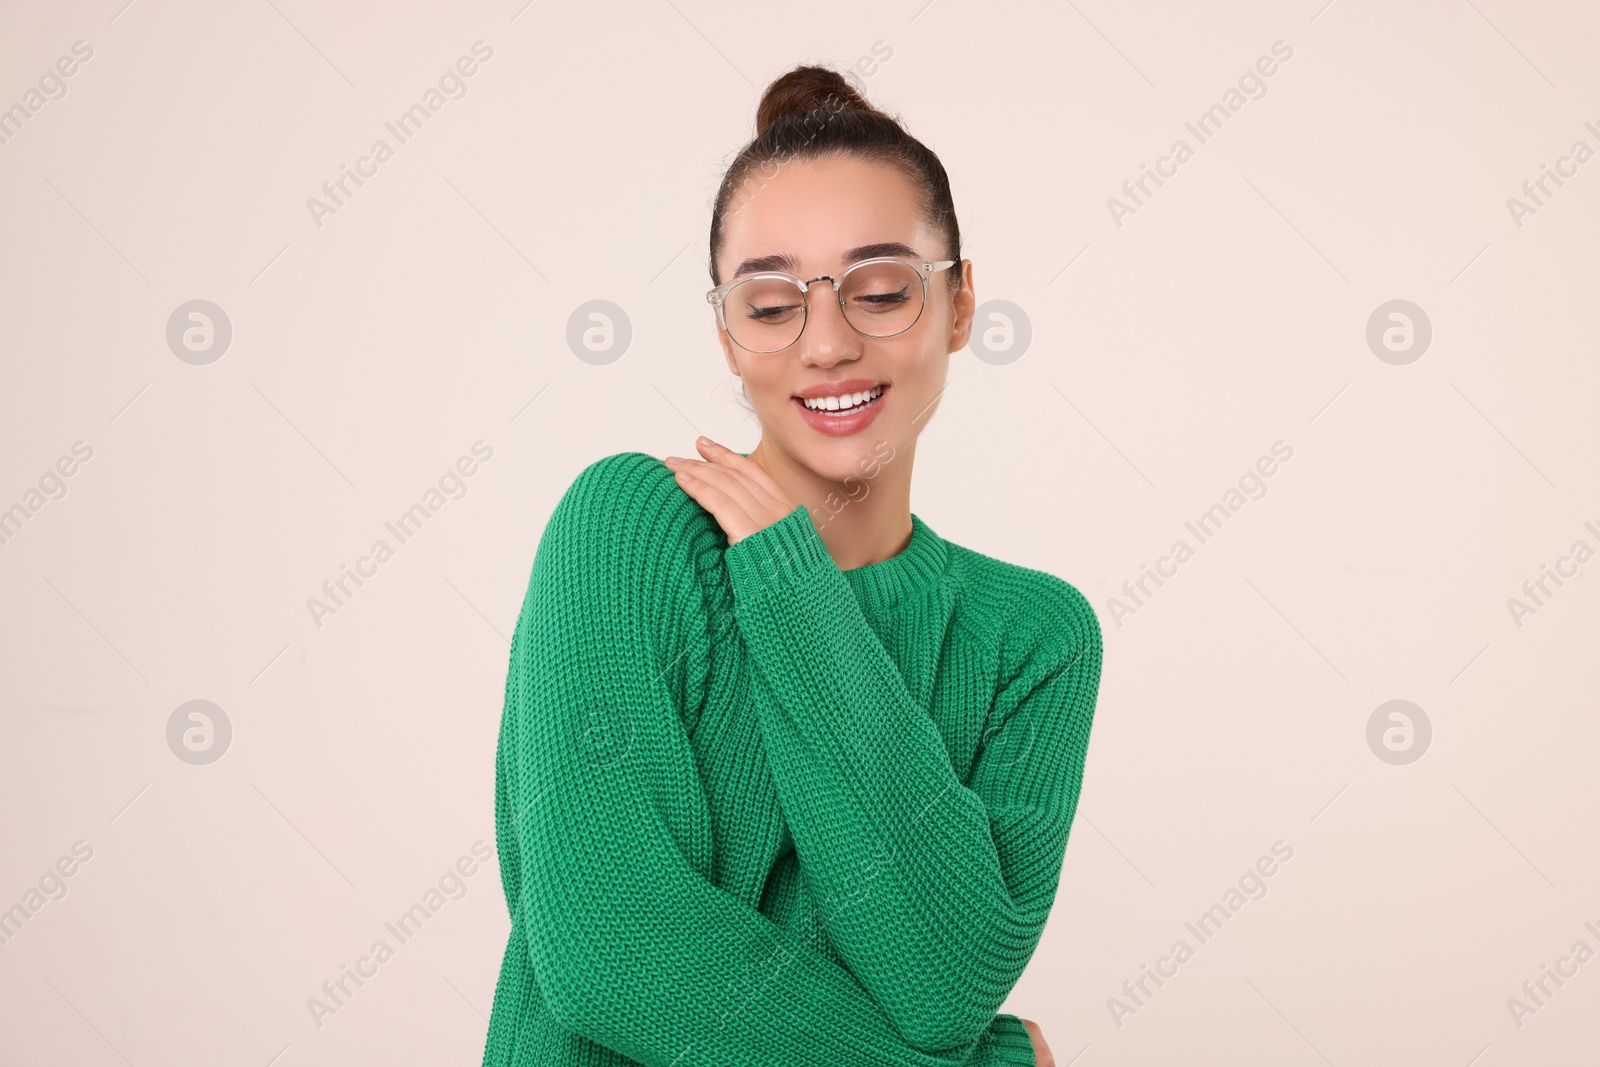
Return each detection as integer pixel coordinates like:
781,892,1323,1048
2,1,1597,1064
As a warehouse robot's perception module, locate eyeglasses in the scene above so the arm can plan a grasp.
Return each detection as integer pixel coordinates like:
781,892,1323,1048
706,256,958,354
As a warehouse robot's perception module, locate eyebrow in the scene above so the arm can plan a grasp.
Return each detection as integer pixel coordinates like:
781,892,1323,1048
730,242,921,279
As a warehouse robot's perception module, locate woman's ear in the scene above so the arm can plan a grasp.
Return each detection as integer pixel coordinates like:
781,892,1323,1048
947,259,976,354
719,327,740,376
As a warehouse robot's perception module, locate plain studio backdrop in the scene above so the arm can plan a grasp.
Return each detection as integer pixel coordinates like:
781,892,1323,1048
2,1,1597,1064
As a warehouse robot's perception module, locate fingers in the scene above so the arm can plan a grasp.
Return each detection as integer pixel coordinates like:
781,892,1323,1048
663,439,799,549
672,467,757,542
693,437,790,511
672,456,767,521
668,439,781,518
1019,1019,1054,1067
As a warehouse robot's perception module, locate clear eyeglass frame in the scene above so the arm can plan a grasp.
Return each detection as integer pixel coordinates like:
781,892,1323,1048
705,256,959,354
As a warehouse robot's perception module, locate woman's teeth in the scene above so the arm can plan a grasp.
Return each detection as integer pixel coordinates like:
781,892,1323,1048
801,385,885,414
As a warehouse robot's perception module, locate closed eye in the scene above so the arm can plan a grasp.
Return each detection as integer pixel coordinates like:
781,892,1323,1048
854,287,911,307
746,304,801,320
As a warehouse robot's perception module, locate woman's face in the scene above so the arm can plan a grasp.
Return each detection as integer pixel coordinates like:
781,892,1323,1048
714,153,975,482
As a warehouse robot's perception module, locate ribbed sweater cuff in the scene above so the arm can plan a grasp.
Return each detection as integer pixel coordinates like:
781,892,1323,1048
981,1014,1038,1065
723,504,832,600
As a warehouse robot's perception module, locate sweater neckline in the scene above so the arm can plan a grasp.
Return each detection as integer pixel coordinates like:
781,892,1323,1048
730,451,947,611
836,512,947,614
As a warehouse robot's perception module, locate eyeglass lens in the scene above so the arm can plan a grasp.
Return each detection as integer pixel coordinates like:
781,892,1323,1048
724,262,925,353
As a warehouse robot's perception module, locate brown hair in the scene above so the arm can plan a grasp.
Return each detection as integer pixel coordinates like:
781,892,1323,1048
708,64,962,294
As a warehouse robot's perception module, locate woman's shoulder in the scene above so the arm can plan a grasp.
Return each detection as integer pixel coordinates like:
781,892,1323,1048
540,450,727,600
553,451,710,532
945,539,1101,661
561,449,678,504
519,453,724,714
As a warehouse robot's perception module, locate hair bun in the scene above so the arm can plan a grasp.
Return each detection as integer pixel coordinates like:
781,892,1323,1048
755,64,886,138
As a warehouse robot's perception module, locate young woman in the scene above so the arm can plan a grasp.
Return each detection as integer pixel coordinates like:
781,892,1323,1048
483,65,1102,1067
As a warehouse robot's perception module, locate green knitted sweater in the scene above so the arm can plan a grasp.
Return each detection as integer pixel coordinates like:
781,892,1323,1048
483,451,1102,1067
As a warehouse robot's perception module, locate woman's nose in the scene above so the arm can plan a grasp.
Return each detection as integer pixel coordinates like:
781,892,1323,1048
798,287,860,364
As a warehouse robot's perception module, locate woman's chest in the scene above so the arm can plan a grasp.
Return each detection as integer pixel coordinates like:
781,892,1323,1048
683,620,1002,912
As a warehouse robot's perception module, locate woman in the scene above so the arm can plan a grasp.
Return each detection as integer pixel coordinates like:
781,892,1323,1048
483,64,1102,1067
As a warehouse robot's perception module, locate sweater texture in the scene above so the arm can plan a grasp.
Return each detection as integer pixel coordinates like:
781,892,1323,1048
482,451,1103,1066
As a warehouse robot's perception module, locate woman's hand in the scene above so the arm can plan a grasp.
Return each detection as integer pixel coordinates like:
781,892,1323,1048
1020,1018,1055,1067
662,437,797,546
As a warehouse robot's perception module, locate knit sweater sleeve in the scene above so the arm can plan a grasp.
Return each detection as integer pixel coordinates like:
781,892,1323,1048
500,454,1037,1067
723,504,1103,1054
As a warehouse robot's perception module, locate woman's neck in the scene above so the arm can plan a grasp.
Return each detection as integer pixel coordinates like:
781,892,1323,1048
746,437,916,571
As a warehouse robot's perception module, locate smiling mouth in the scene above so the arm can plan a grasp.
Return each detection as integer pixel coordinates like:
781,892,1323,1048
794,384,887,415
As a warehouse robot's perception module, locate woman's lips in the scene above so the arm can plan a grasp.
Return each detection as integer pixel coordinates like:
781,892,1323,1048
791,385,888,437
